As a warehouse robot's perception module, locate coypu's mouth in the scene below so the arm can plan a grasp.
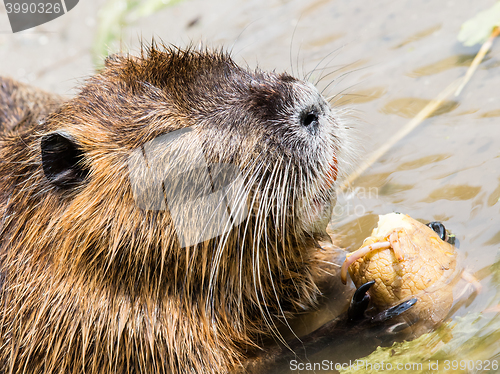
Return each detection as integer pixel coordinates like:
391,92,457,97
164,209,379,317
323,159,338,191
301,156,339,235
304,186,337,235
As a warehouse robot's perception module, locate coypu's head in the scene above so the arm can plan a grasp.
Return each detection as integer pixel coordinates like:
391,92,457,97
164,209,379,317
0,45,349,373
36,46,345,279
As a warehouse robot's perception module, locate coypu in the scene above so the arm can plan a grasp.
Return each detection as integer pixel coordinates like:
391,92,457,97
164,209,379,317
0,45,351,373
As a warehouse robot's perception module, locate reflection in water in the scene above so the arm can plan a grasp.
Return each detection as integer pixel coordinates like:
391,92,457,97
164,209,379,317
479,109,500,118
393,24,442,49
408,54,480,77
396,154,452,171
334,86,387,106
381,97,459,118
378,182,414,196
455,108,480,115
487,179,500,207
350,172,392,189
484,230,500,246
425,184,482,202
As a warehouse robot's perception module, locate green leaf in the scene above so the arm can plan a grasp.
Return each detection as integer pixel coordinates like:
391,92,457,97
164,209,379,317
458,2,500,47
92,0,184,67
135,0,178,18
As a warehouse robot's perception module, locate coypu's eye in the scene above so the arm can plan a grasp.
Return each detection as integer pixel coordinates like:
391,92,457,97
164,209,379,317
300,110,319,135
41,131,89,189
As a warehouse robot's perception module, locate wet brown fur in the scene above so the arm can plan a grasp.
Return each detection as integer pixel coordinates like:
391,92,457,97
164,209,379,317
0,45,344,373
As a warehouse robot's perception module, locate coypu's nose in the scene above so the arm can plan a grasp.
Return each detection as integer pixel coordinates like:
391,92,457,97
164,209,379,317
300,110,320,134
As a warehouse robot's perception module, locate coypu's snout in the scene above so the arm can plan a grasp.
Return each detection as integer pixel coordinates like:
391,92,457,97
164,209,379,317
276,80,341,235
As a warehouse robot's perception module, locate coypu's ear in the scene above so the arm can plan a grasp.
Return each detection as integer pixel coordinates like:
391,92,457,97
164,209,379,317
41,131,89,188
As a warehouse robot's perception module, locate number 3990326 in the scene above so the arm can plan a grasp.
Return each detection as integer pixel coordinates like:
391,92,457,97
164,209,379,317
5,2,63,14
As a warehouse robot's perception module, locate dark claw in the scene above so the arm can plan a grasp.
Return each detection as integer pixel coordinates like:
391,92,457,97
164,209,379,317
426,221,447,241
348,281,375,322
372,298,418,323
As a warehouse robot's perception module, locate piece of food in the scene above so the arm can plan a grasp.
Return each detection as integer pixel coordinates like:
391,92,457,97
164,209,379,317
342,213,459,334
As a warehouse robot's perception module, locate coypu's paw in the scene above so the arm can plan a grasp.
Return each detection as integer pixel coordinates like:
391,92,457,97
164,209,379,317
348,280,417,330
341,213,459,336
